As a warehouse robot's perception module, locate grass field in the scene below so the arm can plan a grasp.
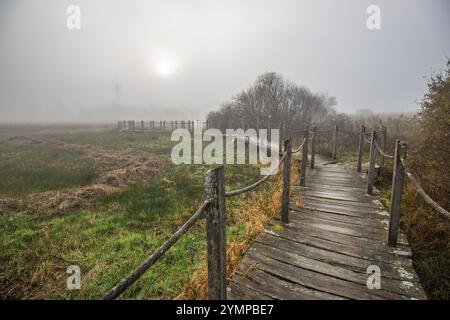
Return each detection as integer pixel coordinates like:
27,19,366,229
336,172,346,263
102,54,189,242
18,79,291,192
0,125,279,299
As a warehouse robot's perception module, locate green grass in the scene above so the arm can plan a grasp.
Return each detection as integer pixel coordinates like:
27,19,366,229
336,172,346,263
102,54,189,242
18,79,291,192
0,130,266,299
0,143,101,197
52,131,174,159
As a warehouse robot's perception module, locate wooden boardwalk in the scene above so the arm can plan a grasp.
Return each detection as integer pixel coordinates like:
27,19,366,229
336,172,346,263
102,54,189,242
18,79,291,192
228,156,427,300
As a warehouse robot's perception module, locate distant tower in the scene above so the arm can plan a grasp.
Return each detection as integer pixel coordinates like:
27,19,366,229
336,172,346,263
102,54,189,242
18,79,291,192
114,82,121,106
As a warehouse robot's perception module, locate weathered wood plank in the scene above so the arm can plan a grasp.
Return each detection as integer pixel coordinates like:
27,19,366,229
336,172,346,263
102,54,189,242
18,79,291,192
229,155,426,300
250,241,425,299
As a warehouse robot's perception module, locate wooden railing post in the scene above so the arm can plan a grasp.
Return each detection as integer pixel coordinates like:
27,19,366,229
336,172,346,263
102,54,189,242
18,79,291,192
379,125,387,177
204,166,227,300
279,122,284,152
281,139,292,225
332,124,338,159
300,127,309,187
357,124,365,172
367,129,377,195
310,126,316,169
388,140,407,246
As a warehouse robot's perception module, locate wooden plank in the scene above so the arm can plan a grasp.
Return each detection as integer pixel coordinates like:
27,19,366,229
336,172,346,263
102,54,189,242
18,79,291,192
263,224,413,265
245,250,411,300
255,231,416,284
251,241,425,299
288,208,389,230
231,267,345,300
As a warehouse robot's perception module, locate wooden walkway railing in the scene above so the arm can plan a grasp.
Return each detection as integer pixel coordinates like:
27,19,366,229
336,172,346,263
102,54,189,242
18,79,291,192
104,122,448,300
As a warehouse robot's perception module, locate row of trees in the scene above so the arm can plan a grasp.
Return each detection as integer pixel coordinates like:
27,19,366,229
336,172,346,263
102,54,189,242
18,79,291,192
206,72,337,131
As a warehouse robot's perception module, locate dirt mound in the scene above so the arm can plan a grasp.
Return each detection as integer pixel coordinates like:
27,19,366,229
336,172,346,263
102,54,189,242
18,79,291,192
1,137,167,214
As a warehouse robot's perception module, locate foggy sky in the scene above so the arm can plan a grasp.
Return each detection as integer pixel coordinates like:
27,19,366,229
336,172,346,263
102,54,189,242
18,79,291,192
0,0,449,122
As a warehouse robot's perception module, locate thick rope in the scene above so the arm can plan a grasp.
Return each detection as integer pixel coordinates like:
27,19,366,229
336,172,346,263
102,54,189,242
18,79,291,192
291,137,307,154
103,201,210,300
399,160,450,219
225,152,288,197
373,140,394,159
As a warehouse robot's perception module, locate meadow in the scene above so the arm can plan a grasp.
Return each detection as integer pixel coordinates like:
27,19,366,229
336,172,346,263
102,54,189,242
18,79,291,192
0,126,282,299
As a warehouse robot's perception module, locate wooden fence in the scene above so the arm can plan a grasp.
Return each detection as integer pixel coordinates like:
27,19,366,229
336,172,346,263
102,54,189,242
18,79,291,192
117,120,210,132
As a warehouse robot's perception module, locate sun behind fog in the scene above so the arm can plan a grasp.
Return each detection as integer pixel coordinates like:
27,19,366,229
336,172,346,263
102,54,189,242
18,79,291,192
153,58,177,77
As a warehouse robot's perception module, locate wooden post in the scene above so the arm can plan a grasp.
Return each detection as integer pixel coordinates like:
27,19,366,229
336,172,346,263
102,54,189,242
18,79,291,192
357,124,365,173
388,140,407,246
281,139,292,225
279,122,284,152
310,126,316,169
141,120,144,131
367,129,377,195
204,166,227,300
379,125,387,176
163,121,166,132
300,127,309,187
332,124,338,159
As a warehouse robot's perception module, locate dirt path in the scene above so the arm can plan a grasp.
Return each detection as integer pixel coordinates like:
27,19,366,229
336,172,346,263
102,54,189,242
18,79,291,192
0,136,167,213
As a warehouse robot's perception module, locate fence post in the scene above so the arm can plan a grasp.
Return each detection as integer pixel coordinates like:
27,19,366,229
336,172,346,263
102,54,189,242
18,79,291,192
310,126,316,169
281,139,292,225
388,140,407,246
332,124,338,159
357,124,365,173
379,125,387,176
279,122,284,152
204,166,227,300
141,120,144,131
300,127,309,187
366,129,377,195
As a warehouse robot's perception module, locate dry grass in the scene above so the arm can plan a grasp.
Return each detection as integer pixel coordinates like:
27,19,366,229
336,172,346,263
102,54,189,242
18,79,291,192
177,158,301,299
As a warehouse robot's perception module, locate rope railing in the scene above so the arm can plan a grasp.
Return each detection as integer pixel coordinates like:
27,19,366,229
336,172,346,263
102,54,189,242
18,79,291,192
103,200,210,300
225,152,288,197
397,159,450,219
406,171,450,219
373,139,395,159
291,137,307,154
103,128,316,300
359,129,449,246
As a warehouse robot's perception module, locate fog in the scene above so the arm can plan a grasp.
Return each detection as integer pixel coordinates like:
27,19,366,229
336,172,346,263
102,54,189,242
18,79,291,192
0,0,449,122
